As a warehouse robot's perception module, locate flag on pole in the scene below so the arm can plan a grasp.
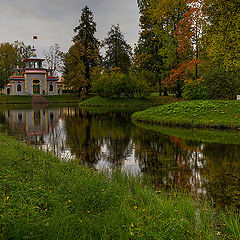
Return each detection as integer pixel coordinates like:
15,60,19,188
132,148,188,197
33,36,38,39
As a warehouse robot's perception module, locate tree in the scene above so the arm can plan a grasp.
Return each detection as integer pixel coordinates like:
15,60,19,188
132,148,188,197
73,6,100,91
205,0,240,70
63,43,86,98
150,0,186,97
134,0,164,95
43,43,64,75
162,0,205,96
102,24,132,73
13,41,32,68
0,42,18,89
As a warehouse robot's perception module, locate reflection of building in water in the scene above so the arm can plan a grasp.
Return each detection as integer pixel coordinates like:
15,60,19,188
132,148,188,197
3,108,74,160
4,108,62,137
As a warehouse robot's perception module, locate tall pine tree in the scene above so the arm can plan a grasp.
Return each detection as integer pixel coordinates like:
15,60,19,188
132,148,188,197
103,25,132,73
73,6,100,92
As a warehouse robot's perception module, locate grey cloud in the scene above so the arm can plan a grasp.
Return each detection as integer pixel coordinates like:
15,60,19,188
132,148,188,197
0,0,140,57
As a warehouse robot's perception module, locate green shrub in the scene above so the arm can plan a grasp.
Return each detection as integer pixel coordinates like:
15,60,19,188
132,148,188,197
202,60,240,99
91,70,152,99
183,79,209,100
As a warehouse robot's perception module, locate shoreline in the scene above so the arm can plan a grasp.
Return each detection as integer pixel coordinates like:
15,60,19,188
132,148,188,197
132,100,240,130
79,96,182,109
0,132,239,239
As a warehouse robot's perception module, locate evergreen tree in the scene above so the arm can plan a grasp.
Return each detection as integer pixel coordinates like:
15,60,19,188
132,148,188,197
73,6,100,90
103,25,132,73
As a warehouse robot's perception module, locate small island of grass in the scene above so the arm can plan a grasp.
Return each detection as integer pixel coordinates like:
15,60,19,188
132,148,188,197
132,100,240,129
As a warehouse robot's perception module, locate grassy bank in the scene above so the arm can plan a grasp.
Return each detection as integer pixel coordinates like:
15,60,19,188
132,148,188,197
46,95,80,103
0,95,32,104
0,133,240,239
79,96,181,109
132,100,240,129
0,95,80,104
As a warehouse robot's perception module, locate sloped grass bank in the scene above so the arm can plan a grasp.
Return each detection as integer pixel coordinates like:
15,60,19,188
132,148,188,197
0,133,240,239
132,100,240,129
79,96,181,109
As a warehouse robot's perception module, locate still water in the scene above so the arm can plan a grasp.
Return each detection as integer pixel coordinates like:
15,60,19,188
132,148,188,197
0,105,240,208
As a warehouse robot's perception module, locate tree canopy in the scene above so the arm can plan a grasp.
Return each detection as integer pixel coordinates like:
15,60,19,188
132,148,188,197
63,43,86,98
0,42,18,89
43,43,64,75
103,25,132,74
73,6,100,82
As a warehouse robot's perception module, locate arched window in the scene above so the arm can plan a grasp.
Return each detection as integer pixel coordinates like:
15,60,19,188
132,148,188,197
17,84,22,92
49,84,53,92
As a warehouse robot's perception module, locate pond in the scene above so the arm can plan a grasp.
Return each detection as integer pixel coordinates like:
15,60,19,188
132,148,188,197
0,105,240,209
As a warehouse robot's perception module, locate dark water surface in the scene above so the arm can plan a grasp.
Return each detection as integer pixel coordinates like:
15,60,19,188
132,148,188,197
0,105,240,208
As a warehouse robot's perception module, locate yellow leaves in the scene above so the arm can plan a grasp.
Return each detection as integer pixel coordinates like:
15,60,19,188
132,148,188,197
150,0,185,24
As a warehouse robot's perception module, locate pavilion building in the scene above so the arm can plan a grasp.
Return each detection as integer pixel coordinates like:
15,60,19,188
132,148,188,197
4,47,63,96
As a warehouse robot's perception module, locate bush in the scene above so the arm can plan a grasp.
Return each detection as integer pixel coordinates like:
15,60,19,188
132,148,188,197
91,69,152,99
202,60,240,99
183,79,209,100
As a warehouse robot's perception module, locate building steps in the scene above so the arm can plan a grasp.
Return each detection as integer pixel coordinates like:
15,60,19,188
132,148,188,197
31,96,50,104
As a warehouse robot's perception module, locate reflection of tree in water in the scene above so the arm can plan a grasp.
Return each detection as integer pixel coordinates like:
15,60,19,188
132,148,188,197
0,110,5,124
64,108,135,168
2,106,240,208
64,108,100,167
202,143,240,209
134,130,206,194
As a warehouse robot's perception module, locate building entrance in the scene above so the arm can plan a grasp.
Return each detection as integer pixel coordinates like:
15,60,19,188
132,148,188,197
33,85,40,94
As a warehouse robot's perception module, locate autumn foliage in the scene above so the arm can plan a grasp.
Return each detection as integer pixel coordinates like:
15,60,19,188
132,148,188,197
162,0,204,95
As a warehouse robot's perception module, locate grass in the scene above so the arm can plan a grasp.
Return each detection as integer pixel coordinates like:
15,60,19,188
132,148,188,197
0,95,32,104
79,96,181,109
134,122,240,145
45,95,80,103
132,100,240,129
0,95,80,104
0,133,240,239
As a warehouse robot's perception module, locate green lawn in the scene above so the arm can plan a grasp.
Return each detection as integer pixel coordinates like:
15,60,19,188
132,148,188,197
79,96,181,109
0,95,80,104
0,133,240,239
132,100,240,129
45,94,80,103
0,95,32,104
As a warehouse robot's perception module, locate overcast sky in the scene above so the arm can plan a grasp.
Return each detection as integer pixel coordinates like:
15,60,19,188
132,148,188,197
0,0,140,57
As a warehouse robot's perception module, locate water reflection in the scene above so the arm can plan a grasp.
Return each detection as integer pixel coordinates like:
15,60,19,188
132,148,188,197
0,106,240,208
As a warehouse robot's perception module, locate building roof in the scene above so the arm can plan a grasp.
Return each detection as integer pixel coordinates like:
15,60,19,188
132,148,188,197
22,58,45,62
9,76,24,80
